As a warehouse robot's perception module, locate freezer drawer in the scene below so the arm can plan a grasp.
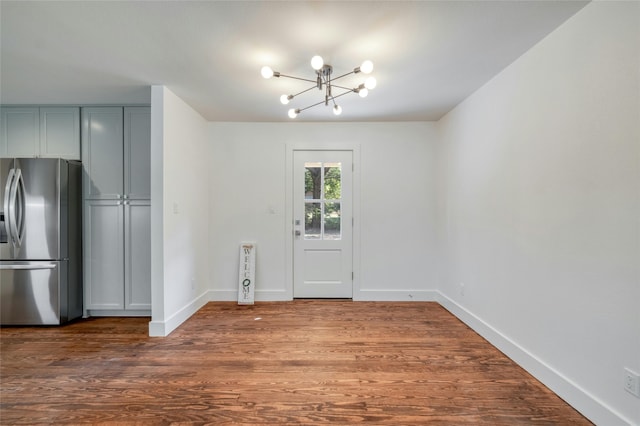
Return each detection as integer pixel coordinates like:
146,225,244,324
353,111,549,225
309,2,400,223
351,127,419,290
0,260,79,325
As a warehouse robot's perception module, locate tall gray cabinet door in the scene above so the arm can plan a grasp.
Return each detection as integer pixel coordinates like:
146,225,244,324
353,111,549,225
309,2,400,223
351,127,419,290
124,107,151,200
40,107,80,160
84,200,125,310
82,107,124,199
0,107,39,158
124,200,151,310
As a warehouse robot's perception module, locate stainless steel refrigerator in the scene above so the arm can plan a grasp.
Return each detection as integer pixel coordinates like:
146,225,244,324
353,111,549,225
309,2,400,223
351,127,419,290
0,158,82,325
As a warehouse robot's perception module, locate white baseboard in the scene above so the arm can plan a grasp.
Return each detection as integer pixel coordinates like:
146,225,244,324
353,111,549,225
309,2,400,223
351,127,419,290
436,292,633,426
354,289,440,302
209,288,440,303
208,289,291,302
148,291,209,337
87,309,150,317
207,289,237,302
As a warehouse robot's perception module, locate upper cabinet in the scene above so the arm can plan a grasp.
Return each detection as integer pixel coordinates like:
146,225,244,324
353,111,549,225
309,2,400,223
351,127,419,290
39,107,81,159
0,106,80,159
0,108,39,157
82,107,124,199
124,107,151,200
82,106,150,200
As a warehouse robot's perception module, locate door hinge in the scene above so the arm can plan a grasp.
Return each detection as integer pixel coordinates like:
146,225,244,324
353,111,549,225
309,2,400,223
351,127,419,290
352,272,354,280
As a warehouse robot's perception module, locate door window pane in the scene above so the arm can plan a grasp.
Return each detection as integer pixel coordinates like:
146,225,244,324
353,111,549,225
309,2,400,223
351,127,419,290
324,163,341,200
305,203,321,239
305,163,321,199
324,202,341,240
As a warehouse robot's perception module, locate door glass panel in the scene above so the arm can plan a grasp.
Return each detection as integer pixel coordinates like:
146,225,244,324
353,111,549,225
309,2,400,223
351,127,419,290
305,163,322,199
302,161,343,240
324,202,341,240
305,202,321,239
324,163,341,200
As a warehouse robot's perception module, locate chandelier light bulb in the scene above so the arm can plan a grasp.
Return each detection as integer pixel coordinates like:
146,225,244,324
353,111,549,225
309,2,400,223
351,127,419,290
364,76,377,90
280,94,291,105
261,66,274,79
288,108,298,119
333,105,342,116
360,60,374,74
311,55,324,70
358,88,369,98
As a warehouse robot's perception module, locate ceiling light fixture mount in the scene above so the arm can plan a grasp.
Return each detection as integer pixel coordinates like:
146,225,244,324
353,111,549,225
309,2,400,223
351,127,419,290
261,56,376,118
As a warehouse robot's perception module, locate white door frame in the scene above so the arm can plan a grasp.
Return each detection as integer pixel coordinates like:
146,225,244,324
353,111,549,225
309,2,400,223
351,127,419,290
285,143,361,300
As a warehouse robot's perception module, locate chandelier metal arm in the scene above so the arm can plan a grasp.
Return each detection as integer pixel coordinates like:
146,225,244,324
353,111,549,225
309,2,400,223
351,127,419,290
328,70,356,82
292,85,318,98
330,88,358,101
329,83,357,92
297,88,355,113
297,98,330,113
277,73,317,84
281,75,352,95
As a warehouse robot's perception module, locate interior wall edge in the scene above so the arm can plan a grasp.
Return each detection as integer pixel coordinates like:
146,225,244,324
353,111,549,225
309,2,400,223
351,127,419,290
149,85,165,326
148,290,209,337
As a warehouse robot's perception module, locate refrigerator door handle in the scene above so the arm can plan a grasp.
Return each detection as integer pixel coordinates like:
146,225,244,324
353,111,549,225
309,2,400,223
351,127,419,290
3,168,16,245
0,263,57,270
16,170,26,246
8,169,25,248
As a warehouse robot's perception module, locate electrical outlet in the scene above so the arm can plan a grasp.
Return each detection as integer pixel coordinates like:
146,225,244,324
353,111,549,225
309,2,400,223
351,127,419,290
624,368,640,398
459,282,465,296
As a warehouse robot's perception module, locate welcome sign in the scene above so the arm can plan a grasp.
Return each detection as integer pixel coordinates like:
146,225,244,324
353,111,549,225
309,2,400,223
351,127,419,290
238,243,256,305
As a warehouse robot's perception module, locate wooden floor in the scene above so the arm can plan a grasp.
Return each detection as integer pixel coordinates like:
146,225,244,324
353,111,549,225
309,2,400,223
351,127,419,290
1,301,590,425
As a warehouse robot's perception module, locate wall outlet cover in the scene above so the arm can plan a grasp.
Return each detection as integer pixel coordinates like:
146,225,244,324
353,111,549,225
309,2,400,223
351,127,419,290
624,368,640,398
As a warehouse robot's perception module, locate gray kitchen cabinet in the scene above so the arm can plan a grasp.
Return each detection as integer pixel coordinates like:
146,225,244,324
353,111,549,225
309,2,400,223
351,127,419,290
0,107,38,157
39,107,80,159
0,106,80,159
84,199,151,312
84,200,125,310
82,106,151,315
81,107,124,199
124,107,151,200
125,200,151,310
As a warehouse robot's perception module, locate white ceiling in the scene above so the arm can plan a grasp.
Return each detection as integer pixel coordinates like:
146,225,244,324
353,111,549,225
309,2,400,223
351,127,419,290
0,1,588,122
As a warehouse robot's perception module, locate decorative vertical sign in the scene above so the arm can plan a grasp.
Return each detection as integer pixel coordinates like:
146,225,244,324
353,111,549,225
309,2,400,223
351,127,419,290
238,242,256,305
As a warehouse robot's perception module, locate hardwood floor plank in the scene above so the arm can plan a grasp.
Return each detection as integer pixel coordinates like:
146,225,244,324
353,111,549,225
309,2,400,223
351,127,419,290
1,301,591,424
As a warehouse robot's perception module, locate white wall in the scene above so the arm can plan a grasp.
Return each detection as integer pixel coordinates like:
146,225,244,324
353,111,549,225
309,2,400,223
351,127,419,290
151,3,639,423
149,85,210,336
436,2,640,425
208,122,439,301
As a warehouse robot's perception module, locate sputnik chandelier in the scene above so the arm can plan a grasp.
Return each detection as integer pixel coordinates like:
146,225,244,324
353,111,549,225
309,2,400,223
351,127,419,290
261,55,377,118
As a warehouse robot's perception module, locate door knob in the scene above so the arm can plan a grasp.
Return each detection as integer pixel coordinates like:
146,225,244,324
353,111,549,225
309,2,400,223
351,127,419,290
294,230,301,236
